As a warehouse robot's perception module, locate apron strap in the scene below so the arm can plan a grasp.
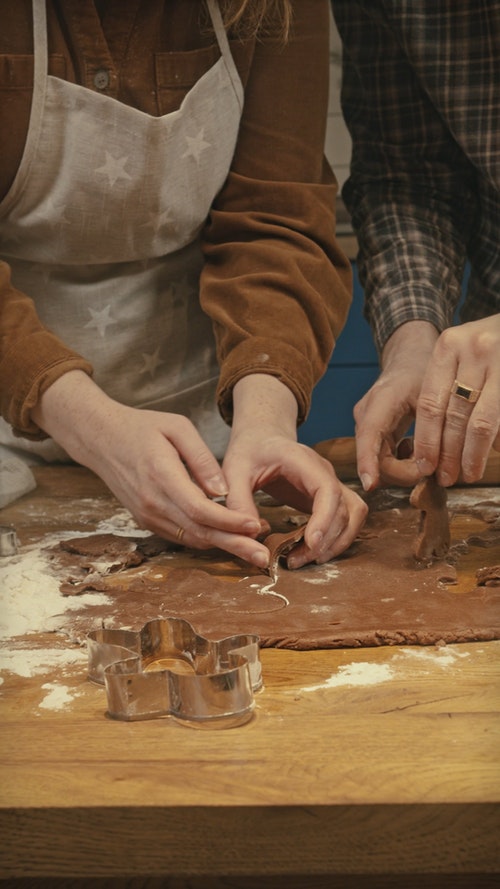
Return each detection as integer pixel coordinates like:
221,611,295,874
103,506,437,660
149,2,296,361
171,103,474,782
206,0,244,111
1,0,50,215
32,1,49,94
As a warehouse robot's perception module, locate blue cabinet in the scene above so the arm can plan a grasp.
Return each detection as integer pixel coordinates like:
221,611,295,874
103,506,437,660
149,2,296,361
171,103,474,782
298,261,469,446
298,263,379,445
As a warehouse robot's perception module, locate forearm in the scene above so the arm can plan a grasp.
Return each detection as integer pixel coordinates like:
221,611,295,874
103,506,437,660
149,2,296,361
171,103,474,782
30,370,118,469
201,0,351,425
0,261,93,438
347,186,469,354
333,0,475,355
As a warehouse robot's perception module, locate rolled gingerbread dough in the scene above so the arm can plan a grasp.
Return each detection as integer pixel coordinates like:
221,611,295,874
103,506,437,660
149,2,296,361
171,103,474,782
50,487,500,650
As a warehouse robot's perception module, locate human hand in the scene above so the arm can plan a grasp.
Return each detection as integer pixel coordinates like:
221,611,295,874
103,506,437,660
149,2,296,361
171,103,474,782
31,372,271,568
413,314,500,485
223,375,368,568
354,321,438,489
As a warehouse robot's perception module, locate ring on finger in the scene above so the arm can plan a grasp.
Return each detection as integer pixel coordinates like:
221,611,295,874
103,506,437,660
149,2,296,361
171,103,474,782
175,526,185,542
450,379,482,404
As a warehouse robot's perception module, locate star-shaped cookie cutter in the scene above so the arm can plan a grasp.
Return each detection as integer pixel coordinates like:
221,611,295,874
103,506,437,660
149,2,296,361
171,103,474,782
87,617,261,728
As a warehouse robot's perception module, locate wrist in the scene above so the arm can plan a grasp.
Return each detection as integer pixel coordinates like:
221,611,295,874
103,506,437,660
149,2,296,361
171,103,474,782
31,370,116,465
382,321,439,372
232,374,298,439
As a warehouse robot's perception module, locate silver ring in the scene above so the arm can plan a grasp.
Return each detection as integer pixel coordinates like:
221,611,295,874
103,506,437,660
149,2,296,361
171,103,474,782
451,379,482,404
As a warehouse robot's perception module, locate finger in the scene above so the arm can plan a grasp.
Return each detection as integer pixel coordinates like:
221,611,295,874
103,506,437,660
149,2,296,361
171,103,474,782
327,493,369,559
413,365,457,477
164,515,271,570
223,465,264,526
153,441,261,535
163,415,229,498
354,395,408,492
142,465,262,541
287,454,352,556
288,487,368,568
377,453,422,487
434,372,486,486
460,378,500,482
353,399,385,491
301,486,349,565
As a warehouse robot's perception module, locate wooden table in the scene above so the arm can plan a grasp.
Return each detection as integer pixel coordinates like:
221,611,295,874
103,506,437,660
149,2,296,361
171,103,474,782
0,466,499,888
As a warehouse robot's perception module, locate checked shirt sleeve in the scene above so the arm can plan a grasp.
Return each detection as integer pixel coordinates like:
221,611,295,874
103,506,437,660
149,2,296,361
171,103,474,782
332,0,498,356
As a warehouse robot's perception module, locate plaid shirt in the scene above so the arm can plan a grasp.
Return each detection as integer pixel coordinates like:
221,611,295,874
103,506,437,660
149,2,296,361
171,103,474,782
332,0,500,354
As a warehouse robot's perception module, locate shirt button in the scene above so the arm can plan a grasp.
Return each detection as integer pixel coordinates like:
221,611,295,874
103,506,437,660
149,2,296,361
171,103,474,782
93,68,110,90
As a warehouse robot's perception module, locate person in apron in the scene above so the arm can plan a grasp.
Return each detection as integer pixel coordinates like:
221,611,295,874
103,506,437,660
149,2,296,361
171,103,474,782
0,0,368,569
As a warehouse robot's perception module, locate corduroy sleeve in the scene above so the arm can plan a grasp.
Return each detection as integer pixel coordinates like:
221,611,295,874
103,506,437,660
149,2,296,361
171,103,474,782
0,261,93,439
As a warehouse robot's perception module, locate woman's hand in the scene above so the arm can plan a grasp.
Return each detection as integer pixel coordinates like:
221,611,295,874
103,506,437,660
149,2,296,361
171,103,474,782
32,371,271,568
223,375,368,568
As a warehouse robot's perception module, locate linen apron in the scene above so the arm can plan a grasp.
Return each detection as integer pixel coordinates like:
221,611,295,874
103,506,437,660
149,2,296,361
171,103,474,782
0,0,244,462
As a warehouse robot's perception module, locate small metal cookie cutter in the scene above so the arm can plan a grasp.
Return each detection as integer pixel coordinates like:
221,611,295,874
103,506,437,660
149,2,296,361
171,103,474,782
87,617,261,728
0,525,18,556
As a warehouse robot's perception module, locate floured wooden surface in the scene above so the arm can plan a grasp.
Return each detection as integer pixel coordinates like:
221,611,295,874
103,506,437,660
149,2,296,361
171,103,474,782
36,485,500,651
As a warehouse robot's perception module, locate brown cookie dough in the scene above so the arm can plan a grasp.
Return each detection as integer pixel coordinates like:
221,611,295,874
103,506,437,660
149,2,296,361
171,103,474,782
263,524,307,580
410,475,451,561
49,493,500,651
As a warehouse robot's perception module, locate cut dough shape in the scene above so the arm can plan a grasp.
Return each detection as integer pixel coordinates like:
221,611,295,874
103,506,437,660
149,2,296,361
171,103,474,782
410,475,450,561
263,524,307,580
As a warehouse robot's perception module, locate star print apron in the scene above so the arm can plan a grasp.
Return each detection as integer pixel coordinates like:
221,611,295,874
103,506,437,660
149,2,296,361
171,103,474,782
0,0,243,462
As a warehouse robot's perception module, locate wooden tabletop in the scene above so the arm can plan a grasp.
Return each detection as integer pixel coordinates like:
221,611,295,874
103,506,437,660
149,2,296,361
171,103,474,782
0,465,499,886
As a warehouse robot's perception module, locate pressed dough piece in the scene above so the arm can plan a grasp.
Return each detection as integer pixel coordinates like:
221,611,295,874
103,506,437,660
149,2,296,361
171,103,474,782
263,524,307,579
410,475,450,561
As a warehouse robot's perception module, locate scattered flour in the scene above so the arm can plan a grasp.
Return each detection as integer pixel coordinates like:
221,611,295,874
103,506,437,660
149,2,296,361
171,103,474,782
299,644,472,692
39,682,80,711
0,541,111,639
0,510,143,691
0,647,87,678
398,646,470,668
302,662,395,691
94,508,148,535
0,509,146,641
248,578,290,606
302,563,341,584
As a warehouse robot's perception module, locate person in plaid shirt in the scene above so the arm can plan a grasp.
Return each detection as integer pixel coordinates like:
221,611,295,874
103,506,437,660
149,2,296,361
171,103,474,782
332,0,500,491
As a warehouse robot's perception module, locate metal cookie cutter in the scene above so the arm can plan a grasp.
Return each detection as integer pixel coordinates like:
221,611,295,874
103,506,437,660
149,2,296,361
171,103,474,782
87,617,261,729
0,525,18,556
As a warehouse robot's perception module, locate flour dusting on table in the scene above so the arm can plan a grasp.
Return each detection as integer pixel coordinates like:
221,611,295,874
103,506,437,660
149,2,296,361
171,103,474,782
0,509,143,681
302,662,395,690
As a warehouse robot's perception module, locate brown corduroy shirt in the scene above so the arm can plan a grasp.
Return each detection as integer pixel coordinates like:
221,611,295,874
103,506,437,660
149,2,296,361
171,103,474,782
0,0,351,440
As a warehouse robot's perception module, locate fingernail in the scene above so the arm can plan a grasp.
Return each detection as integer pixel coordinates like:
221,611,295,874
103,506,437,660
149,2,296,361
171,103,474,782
437,470,452,487
208,475,228,496
310,529,324,549
415,458,433,477
244,520,262,535
252,550,269,570
360,473,373,491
